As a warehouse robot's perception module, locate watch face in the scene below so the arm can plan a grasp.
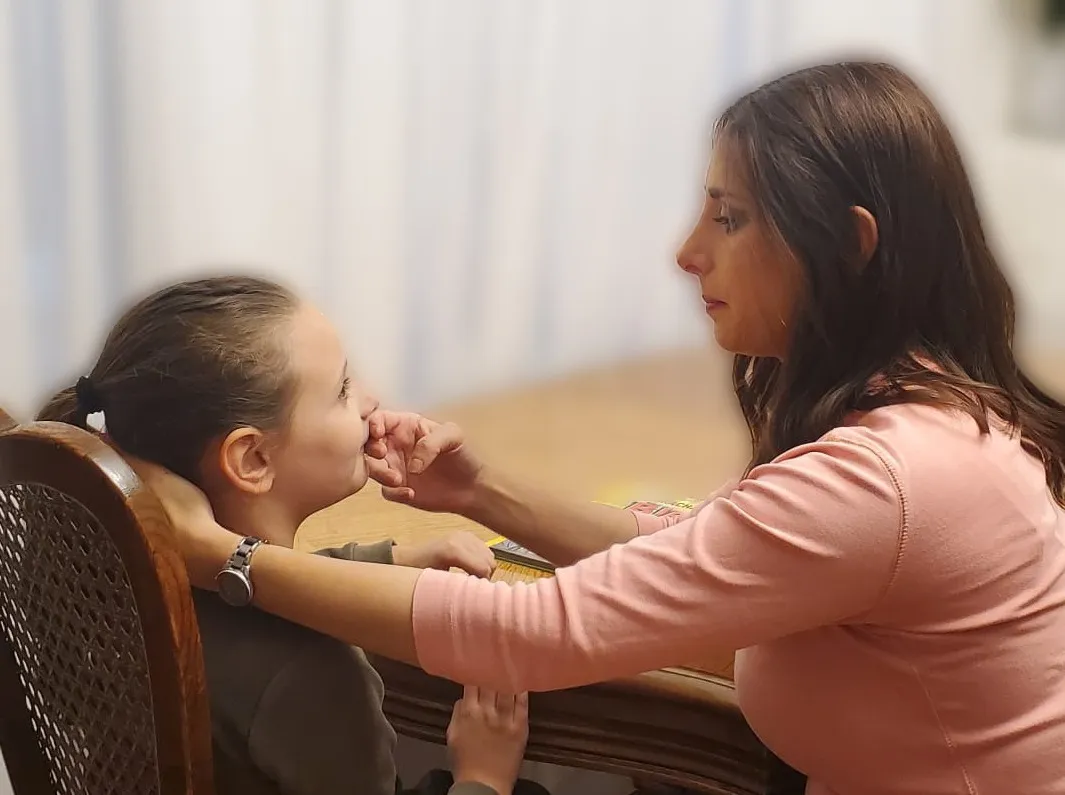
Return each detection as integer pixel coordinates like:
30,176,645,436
217,568,252,607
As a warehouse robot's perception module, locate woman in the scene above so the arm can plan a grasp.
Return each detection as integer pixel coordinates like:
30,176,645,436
132,62,1065,794
39,275,518,795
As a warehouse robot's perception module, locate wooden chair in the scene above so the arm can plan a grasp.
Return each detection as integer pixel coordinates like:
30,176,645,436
0,415,214,794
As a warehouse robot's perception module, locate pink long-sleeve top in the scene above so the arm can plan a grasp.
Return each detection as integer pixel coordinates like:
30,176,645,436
412,402,1065,794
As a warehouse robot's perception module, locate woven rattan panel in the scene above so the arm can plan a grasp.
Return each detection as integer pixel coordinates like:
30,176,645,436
0,482,161,794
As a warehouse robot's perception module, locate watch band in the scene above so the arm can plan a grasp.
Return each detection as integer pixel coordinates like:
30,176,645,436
226,536,266,572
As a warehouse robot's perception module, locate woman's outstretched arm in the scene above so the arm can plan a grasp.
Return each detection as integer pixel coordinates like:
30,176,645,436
460,465,642,564
463,465,740,560
135,432,903,693
366,410,691,565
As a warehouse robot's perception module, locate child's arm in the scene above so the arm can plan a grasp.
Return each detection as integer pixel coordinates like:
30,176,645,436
446,687,530,795
314,539,397,564
316,531,496,578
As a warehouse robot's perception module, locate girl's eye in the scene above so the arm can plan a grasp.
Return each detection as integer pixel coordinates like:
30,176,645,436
339,377,351,401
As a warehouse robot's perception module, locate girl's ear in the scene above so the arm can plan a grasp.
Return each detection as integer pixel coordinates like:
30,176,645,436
217,427,276,495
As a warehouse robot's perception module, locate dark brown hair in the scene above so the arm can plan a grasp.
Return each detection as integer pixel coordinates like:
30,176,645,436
717,61,1065,506
38,275,300,483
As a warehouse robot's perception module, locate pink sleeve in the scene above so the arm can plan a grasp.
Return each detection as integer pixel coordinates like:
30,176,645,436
630,479,739,535
412,434,905,692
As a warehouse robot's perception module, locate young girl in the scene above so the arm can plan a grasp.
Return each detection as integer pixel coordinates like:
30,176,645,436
37,276,512,795
135,61,1065,795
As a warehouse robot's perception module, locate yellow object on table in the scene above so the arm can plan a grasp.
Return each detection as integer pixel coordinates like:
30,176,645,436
484,497,699,583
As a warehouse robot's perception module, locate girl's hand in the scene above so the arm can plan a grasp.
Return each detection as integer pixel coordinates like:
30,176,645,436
392,531,497,578
447,686,529,795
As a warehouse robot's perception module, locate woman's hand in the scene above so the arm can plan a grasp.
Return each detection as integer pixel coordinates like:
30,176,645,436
125,456,238,588
447,686,529,795
365,410,485,514
392,531,497,578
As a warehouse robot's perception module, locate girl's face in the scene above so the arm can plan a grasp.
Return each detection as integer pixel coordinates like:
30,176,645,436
675,140,803,360
266,303,379,520
202,302,379,525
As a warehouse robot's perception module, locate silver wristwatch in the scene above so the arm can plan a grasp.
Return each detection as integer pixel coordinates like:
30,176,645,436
216,536,267,607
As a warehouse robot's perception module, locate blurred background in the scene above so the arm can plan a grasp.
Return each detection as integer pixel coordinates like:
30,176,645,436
0,0,1062,419
1,1,1065,793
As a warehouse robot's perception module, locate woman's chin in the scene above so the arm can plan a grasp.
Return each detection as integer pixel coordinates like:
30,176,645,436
711,323,737,354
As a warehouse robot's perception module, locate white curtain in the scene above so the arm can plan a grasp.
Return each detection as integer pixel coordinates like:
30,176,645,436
1,0,1056,425
0,0,737,418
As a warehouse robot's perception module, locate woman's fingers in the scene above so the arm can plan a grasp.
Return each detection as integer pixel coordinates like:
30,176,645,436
367,409,409,439
365,456,402,487
409,421,464,474
364,438,388,459
380,486,415,504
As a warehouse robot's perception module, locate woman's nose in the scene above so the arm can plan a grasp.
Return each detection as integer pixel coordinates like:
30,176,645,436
676,233,707,275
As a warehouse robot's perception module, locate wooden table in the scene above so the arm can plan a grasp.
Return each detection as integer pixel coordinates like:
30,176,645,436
297,346,1065,794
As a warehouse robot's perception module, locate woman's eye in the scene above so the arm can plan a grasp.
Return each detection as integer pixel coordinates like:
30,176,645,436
712,215,738,233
